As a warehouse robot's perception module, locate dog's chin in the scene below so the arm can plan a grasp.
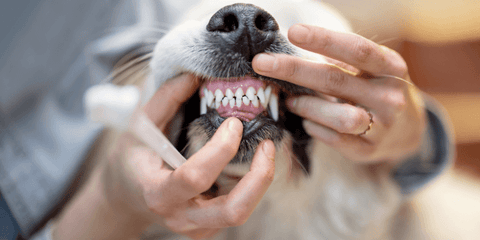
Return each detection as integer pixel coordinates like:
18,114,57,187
187,110,284,165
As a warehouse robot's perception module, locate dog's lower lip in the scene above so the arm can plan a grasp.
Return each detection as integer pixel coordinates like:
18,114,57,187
207,110,273,138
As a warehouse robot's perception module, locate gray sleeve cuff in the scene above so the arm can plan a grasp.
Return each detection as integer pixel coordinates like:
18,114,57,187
392,96,455,195
27,221,54,240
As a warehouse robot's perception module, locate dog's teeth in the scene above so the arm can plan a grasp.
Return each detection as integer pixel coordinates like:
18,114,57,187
269,93,279,121
235,88,244,100
215,99,221,109
226,88,234,100
203,88,208,98
252,96,259,108
242,96,250,106
215,89,224,101
257,87,267,108
264,86,272,104
229,98,235,108
236,97,242,107
222,97,229,107
246,87,256,101
207,90,214,107
200,97,207,115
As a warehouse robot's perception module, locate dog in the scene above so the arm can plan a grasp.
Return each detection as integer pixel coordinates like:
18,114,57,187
92,0,458,239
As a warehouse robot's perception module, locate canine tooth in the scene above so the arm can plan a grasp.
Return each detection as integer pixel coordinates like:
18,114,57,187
200,97,207,115
235,88,244,99
215,89,224,101
222,97,229,107
207,90,214,107
268,93,279,121
252,96,259,108
265,86,272,104
229,99,235,108
226,88,234,100
236,97,242,107
246,87,256,101
242,96,250,105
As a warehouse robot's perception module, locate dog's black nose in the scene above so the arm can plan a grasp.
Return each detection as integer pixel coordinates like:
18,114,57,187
207,4,279,62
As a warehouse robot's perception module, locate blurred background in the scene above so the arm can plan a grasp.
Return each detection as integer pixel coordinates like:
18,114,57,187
1,0,479,239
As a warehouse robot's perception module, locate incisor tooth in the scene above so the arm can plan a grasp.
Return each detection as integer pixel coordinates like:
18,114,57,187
200,97,207,114
242,96,250,105
229,99,235,108
257,88,265,103
207,90,214,107
226,88,234,100
215,89,224,101
268,93,279,121
252,96,259,107
235,88,244,99
246,87,256,101
215,100,221,109
222,97,228,107
236,97,242,107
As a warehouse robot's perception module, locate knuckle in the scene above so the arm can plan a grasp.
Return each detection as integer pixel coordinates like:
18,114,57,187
338,107,364,133
295,97,314,116
325,133,346,148
313,29,332,49
283,58,300,79
324,68,347,93
178,169,212,193
353,40,374,64
383,46,409,77
223,208,249,227
386,89,407,113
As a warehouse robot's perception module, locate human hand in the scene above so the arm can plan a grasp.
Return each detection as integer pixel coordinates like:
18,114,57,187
104,74,276,239
252,24,426,163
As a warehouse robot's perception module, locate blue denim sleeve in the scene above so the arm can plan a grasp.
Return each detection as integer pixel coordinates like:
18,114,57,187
392,96,455,196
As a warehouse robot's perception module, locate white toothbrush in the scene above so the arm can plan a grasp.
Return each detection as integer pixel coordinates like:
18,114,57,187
84,83,186,169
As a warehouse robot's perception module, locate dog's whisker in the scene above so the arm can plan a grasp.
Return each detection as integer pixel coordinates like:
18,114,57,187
375,37,400,45
106,52,154,85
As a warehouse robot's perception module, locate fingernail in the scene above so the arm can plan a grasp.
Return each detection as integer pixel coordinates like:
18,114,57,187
253,53,276,72
228,117,242,133
286,97,298,109
262,140,276,162
289,24,310,44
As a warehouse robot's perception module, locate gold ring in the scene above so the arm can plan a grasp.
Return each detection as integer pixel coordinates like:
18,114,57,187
359,111,373,136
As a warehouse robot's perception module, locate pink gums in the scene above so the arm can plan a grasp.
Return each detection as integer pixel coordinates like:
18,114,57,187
201,76,268,122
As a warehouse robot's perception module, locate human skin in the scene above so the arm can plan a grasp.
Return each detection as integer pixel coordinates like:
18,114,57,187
253,24,426,163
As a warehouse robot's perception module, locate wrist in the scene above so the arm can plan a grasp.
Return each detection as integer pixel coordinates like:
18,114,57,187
53,165,151,240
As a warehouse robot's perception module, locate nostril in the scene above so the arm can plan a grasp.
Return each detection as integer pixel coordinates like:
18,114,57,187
207,12,239,33
222,14,239,32
254,13,277,32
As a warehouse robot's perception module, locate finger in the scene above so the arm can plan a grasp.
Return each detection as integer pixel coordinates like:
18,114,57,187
165,117,243,201
186,140,275,228
287,96,371,135
302,120,377,162
143,74,200,129
253,53,374,104
287,24,408,77
182,228,220,240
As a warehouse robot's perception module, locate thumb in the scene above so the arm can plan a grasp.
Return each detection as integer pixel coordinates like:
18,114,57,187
143,74,199,130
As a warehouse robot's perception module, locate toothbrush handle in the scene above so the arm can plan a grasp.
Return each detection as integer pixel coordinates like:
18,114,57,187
131,112,187,169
